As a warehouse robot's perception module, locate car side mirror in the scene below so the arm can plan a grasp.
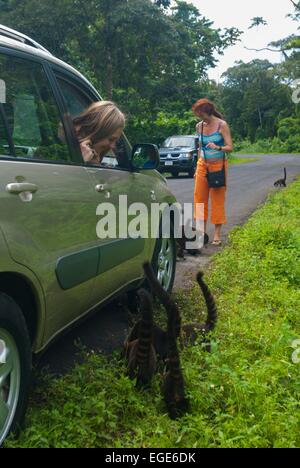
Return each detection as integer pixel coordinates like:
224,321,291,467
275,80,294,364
131,143,160,171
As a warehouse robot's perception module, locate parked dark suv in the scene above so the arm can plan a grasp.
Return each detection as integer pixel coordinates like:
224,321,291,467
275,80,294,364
158,135,199,178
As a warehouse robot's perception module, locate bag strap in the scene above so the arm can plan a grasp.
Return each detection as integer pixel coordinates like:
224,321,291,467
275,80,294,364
201,122,207,162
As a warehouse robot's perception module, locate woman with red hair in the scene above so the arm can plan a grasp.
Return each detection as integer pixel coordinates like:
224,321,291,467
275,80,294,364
192,98,233,245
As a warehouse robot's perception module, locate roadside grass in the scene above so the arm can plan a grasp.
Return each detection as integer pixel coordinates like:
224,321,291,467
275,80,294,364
228,155,259,164
6,180,300,448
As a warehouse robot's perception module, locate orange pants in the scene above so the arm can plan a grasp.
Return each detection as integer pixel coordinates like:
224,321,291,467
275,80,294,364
194,159,228,225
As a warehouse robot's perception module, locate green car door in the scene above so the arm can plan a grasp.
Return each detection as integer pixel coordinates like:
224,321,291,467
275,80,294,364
0,52,99,346
55,77,149,304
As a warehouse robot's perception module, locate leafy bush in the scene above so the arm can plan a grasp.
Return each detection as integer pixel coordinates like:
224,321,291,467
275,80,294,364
234,136,300,154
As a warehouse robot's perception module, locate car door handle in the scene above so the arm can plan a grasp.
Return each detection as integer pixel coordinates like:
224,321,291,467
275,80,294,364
95,184,111,193
6,182,38,194
150,190,156,201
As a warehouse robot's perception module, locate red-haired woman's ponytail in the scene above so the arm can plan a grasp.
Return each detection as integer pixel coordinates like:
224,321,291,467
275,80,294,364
212,109,223,119
192,98,223,120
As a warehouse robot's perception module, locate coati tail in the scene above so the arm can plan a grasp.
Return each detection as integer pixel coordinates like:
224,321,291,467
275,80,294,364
126,288,157,388
163,292,188,419
143,262,181,338
196,271,218,332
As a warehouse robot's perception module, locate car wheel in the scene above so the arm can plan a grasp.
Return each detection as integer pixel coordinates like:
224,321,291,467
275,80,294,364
0,294,31,446
151,219,176,293
127,219,177,312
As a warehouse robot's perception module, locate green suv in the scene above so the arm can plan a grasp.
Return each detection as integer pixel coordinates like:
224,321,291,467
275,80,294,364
0,25,177,445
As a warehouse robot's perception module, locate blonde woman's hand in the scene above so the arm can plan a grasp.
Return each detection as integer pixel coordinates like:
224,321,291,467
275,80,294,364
80,139,99,163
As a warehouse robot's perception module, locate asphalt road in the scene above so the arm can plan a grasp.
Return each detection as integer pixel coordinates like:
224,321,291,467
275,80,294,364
167,153,300,241
37,154,300,375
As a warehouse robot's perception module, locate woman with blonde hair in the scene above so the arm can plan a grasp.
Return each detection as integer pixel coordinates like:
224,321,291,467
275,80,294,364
192,98,233,245
73,100,126,164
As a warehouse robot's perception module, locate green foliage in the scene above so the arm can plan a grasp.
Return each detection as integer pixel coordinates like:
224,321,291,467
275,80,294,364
248,17,268,29
125,110,196,145
233,114,300,154
5,180,300,448
1,0,298,147
277,116,300,139
234,137,300,154
1,0,242,143
153,0,171,9
221,60,294,142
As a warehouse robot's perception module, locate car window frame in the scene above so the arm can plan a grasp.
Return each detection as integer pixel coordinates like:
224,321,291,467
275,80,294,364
0,102,15,156
50,65,133,172
0,45,134,171
0,45,81,166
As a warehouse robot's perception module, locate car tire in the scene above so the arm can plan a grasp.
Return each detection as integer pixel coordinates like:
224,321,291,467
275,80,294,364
150,218,177,293
0,293,32,446
127,218,177,312
172,171,179,178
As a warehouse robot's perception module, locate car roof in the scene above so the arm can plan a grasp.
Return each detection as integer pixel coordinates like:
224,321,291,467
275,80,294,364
0,24,51,53
0,25,101,98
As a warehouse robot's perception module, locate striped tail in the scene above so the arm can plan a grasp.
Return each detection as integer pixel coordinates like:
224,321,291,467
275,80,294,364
135,288,154,370
196,271,218,331
143,262,181,338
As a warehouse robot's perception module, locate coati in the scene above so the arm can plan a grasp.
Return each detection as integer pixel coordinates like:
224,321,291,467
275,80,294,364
176,225,209,259
162,294,189,419
124,272,188,418
126,261,181,360
180,272,218,351
126,295,170,361
274,168,287,187
123,288,157,388
143,262,217,351
125,261,217,365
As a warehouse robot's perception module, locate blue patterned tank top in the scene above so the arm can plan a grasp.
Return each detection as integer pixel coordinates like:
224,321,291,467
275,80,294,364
198,121,225,163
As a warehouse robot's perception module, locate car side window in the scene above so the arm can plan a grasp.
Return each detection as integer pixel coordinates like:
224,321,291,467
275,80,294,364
0,103,12,156
0,52,71,162
57,77,131,169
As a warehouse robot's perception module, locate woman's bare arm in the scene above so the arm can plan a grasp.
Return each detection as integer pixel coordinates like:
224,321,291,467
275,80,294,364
220,121,233,153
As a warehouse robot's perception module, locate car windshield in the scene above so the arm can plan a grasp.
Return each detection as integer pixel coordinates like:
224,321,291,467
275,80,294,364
162,136,194,148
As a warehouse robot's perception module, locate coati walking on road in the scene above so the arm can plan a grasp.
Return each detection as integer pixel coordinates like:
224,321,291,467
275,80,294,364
274,168,287,187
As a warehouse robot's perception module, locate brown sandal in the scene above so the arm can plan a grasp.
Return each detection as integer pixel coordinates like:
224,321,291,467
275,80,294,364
211,240,222,246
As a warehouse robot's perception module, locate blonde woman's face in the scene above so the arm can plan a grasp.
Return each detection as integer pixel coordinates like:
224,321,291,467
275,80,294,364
93,127,123,157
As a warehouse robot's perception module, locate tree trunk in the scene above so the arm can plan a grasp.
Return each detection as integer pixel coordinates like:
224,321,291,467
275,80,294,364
105,48,113,100
258,106,262,126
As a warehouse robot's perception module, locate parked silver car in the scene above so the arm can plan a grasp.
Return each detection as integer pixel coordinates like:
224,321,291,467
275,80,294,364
0,25,177,445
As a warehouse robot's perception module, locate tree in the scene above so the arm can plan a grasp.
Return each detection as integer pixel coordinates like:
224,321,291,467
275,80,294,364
0,0,242,143
221,60,294,141
248,17,268,29
153,0,171,8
